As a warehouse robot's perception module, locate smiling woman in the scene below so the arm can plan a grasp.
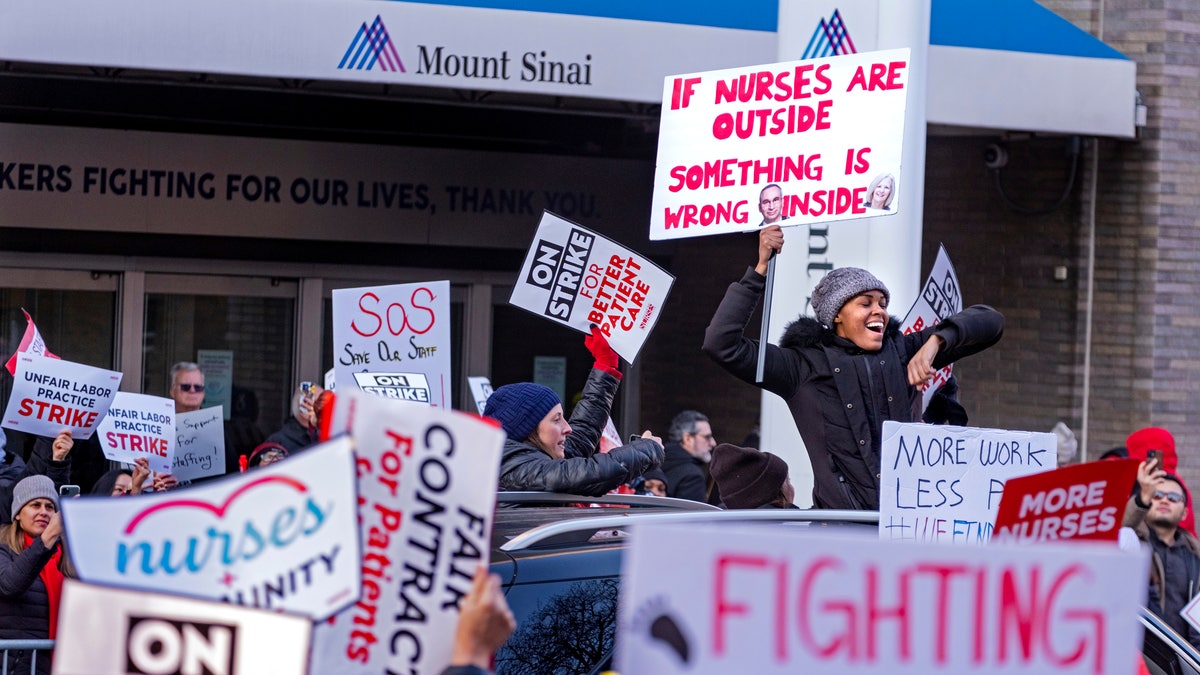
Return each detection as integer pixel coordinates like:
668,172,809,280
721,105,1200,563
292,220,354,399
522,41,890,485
702,225,1005,511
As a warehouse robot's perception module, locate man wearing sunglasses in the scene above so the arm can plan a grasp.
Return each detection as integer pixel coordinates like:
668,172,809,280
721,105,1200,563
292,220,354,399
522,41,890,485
1126,456,1200,649
169,361,206,414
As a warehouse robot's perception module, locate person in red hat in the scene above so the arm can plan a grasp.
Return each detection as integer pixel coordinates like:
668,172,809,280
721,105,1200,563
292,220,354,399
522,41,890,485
1127,427,1195,535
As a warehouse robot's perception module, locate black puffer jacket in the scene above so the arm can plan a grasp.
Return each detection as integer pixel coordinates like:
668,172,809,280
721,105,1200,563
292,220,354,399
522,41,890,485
498,368,663,497
0,536,58,675
703,267,1004,510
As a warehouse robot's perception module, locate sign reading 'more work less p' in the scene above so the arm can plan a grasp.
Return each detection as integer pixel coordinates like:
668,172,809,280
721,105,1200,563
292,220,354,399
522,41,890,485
649,48,910,240
510,212,674,362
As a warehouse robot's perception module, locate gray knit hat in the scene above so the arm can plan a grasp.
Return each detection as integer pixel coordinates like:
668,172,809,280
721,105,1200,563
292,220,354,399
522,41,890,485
810,267,890,327
11,474,58,521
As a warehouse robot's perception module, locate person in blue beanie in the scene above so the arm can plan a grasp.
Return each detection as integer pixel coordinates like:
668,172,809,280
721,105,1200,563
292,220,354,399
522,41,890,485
483,327,663,496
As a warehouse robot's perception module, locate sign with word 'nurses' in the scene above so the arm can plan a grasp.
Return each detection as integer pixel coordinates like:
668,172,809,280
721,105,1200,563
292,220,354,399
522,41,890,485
173,406,227,482
900,245,961,411
649,48,910,240
1,353,121,439
617,524,1147,674
97,392,177,474
312,387,505,675
63,436,361,622
53,580,312,675
332,280,451,407
993,459,1140,544
511,211,674,362
879,422,1056,544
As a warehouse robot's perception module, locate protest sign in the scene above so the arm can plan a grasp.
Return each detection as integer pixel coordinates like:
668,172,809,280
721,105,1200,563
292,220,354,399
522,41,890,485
62,436,361,621
993,459,1140,544
173,406,227,481
53,579,312,675
1,353,121,439
4,308,58,376
1182,593,1200,637
197,349,234,421
900,245,961,411
353,371,432,403
312,387,505,675
468,375,493,414
879,422,1056,544
649,48,910,240
512,212,674,361
332,280,452,407
616,523,1147,674
97,392,177,474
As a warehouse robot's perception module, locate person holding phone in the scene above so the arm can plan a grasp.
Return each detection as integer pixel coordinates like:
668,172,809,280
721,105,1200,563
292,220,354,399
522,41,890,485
1127,427,1196,534
266,380,326,454
0,429,74,526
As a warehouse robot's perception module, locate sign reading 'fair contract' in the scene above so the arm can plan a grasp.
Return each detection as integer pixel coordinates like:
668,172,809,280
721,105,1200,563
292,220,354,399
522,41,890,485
650,48,910,240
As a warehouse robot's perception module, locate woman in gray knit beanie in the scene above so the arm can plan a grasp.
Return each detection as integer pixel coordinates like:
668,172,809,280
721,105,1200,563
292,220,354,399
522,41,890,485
702,224,1004,511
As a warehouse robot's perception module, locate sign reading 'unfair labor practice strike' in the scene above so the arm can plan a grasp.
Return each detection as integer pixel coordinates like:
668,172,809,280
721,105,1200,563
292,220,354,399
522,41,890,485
97,392,177,474
649,48,910,240
511,212,674,362
2,353,122,439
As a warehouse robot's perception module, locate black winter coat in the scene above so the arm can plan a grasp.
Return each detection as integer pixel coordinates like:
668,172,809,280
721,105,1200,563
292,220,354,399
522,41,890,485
0,537,58,675
703,267,1004,510
498,368,663,497
661,443,707,502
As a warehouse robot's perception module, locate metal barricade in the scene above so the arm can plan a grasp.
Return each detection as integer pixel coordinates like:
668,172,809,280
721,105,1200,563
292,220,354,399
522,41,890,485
0,640,53,675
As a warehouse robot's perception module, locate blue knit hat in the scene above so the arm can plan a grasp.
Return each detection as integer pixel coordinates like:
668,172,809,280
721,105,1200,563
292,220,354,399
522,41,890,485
483,382,562,442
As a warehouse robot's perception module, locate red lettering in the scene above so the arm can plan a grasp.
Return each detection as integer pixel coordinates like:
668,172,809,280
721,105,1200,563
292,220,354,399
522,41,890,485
714,554,770,655
886,61,907,89
998,567,1039,663
17,399,32,417
351,293,383,337
798,556,854,659
406,286,437,335
865,566,910,660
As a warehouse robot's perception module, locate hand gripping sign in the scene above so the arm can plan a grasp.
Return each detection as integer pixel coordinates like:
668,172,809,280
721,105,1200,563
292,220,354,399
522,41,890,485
1,353,121,439
616,524,1148,675
332,280,451,407
97,392,177,474
62,436,361,622
878,422,1057,544
649,48,910,240
311,387,505,675
511,211,674,362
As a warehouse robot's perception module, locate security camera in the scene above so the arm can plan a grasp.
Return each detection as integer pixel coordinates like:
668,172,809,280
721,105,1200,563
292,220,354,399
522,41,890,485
983,143,1009,170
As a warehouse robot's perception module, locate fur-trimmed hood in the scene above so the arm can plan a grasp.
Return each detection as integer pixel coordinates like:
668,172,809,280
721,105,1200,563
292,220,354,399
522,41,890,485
778,315,902,350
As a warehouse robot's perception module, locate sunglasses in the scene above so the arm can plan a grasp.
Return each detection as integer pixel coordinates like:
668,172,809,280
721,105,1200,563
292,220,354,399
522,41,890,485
176,383,205,392
1153,490,1185,504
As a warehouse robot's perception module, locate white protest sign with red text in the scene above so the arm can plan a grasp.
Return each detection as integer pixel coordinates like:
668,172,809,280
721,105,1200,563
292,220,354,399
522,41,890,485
511,212,674,362
1,353,121,439
4,308,58,376
97,392,177,474
993,459,1140,544
616,523,1147,674
62,436,361,621
879,422,1056,544
332,280,451,407
53,579,313,675
649,48,910,240
900,245,961,411
311,387,504,675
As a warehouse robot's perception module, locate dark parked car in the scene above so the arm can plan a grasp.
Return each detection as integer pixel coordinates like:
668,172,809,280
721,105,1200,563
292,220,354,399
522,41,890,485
489,492,1200,675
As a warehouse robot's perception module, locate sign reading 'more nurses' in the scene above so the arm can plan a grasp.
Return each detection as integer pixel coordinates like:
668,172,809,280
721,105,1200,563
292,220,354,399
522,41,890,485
510,212,674,362
332,281,451,407
62,437,361,622
649,48,910,240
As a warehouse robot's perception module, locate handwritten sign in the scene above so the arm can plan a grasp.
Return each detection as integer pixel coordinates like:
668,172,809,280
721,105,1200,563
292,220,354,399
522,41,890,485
62,436,361,621
1,353,121,439
96,392,177,474
312,387,504,674
879,422,1056,544
616,523,1147,674
53,579,312,675
993,459,1140,543
511,212,674,362
467,376,493,414
649,48,910,240
332,280,451,407
900,245,961,411
173,406,227,482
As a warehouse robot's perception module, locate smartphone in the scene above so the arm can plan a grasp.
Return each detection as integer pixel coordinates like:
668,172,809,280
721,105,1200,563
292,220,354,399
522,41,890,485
59,484,81,498
629,434,642,443
1147,449,1160,468
300,381,315,395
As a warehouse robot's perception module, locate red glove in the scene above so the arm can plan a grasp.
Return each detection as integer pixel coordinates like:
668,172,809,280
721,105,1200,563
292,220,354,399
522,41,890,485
585,325,621,379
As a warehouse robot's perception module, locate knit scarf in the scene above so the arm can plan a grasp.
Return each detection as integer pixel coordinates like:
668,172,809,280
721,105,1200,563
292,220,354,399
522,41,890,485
24,534,64,638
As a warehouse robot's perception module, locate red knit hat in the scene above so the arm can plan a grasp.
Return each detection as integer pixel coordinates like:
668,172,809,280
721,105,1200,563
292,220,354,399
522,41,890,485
1127,427,1177,470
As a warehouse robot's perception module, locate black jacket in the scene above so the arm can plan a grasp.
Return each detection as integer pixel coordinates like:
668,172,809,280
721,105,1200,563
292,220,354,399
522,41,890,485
703,267,1004,510
0,436,71,526
0,536,58,675
266,417,318,454
661,443,707,502
499,368,663,497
